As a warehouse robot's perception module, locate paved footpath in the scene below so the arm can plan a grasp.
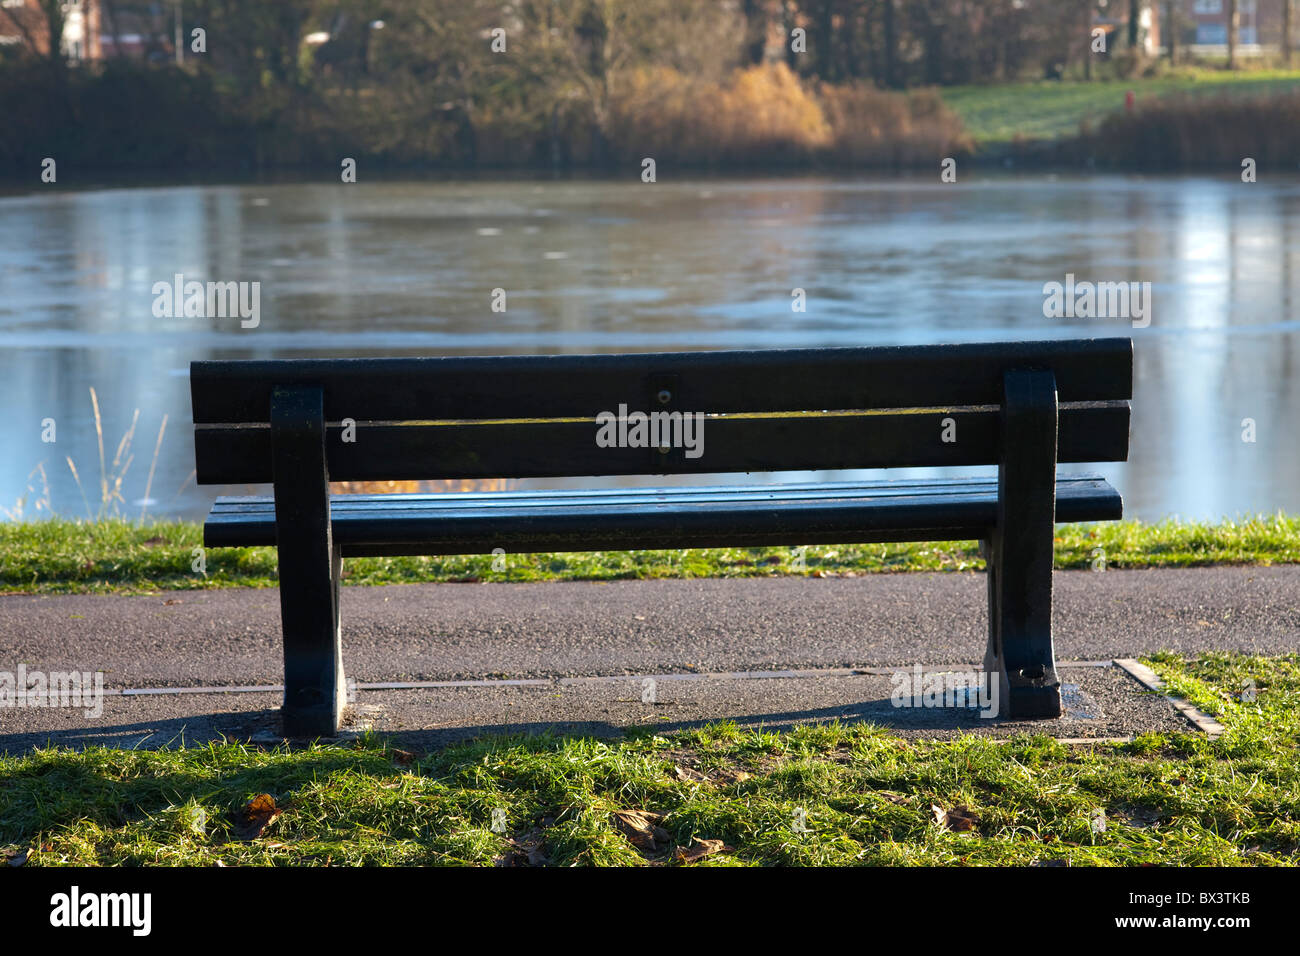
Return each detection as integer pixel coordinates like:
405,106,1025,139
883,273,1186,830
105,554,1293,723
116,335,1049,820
0,567,1296,750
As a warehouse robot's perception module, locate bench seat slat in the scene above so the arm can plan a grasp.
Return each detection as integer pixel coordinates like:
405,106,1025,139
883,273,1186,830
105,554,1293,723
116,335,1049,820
203,474,1120,555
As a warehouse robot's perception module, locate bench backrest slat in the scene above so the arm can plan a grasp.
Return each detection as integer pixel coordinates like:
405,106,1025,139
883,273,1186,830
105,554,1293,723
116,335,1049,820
191,339,1131,485
192,339,1131,422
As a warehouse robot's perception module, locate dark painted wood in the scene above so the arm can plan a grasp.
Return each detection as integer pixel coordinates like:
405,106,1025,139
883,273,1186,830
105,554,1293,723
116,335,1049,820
984,370,1062,719
191,338,1132,424
194,403,1130,484
270,386,346,737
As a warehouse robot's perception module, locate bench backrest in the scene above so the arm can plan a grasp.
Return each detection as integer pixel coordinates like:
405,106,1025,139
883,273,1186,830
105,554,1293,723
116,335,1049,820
190,338,1131,484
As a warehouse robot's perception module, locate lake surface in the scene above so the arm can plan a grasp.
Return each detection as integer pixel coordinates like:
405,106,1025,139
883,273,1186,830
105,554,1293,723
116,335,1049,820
1,175,1298,523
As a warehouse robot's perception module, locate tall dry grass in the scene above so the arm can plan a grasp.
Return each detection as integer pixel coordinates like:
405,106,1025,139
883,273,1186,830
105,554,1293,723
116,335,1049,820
2,388,174,523
819,84,973,166
1087,90,1300,169
607,62,969,168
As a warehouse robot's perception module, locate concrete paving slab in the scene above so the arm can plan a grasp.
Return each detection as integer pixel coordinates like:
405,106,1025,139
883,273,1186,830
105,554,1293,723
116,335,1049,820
0,661,1202,754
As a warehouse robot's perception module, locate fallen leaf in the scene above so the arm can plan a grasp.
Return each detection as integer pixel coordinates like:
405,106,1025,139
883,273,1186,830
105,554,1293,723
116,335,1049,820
673,764,707,783
496,829,549,867
162,598,182,606
141,536,167,547
612,809,670,852
932,804,979,832
674,838,730,863
391,749,416,765
233,794,282,840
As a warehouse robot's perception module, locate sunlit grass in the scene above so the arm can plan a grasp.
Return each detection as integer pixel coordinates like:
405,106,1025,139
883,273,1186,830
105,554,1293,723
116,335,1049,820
1,653,1295,866
943,67,1300,145
1,514,1298,595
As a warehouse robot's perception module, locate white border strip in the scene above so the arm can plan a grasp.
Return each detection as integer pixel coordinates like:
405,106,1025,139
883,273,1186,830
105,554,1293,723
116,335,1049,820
1114,658,1226,738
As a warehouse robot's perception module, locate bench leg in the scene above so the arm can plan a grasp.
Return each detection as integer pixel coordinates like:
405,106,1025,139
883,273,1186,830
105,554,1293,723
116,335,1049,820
983,369,1061,719
272,385,347,736
279,540,347,736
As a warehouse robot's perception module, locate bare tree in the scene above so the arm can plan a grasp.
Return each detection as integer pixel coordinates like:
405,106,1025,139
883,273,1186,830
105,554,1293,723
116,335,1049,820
1285,0,1294,67
882,0,898,87
3,0,68,64
1084,0,1094,81
1227,0,1239,69
1165,0,1178,64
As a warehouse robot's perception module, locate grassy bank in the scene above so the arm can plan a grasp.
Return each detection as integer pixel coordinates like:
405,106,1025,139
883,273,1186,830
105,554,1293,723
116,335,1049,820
1,514,1298,595
943,68,1300,148
1,652,1295,866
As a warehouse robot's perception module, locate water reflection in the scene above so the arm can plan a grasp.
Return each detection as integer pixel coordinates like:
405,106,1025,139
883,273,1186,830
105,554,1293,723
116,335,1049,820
0,176,1297,522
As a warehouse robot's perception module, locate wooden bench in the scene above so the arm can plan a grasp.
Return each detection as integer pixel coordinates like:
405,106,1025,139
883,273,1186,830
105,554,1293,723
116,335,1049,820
190,338,1132,735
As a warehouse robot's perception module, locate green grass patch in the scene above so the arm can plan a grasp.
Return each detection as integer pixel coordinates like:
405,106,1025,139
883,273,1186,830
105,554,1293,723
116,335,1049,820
942,68,1300,145
1,514,1298,595
1,652,1295,866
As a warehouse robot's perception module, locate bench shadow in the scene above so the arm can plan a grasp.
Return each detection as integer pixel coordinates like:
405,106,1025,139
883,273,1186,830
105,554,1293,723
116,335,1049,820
0,695,1072,756
379,696,1054,751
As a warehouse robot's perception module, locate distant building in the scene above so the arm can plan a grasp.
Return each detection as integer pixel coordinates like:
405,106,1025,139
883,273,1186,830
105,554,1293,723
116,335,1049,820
1171,0,1297,53
1091,2,1298,58
0,0,101,61
98,3,175,62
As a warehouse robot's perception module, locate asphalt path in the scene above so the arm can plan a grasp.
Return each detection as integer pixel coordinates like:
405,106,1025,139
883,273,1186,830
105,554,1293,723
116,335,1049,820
1,567,1296,687
0,567,1294,751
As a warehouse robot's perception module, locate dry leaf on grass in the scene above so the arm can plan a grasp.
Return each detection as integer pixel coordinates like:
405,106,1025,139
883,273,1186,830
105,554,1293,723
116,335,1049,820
673,838,731,863
931,804,979,832
612,809,670,852
233,793,282,841
497,830,549,867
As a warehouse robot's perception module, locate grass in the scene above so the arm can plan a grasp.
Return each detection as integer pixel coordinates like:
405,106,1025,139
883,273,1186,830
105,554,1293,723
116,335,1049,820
1,514,1298,595
942,67,1300,146
0,651,1295,866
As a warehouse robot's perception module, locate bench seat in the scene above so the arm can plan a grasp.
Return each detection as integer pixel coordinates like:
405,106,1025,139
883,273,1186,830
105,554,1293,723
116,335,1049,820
204,474,1121,557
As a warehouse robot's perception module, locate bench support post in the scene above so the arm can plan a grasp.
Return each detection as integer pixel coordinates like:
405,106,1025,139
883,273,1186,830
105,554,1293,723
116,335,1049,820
271,386,346,736
984,369,1061,719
